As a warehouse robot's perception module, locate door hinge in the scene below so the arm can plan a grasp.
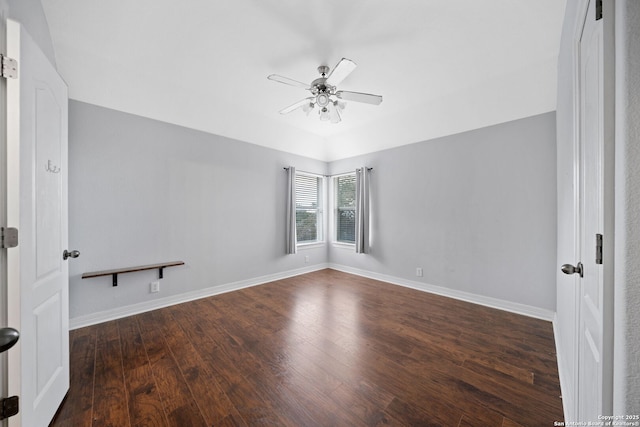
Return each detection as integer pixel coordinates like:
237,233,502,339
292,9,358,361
596,0,603,20
596,233,603,264
1,227,19,248
1,54,18,79
0,396,19,420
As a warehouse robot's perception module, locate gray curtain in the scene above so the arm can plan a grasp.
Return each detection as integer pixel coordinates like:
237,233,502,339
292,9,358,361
355,167,370,254
285,166,297,254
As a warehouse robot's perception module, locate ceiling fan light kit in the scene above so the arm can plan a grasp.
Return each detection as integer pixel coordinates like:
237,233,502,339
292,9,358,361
268,58,382,124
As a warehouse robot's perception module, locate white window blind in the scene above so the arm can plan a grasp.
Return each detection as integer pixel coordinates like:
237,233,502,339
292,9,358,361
296,173,323,243
335,174,356,243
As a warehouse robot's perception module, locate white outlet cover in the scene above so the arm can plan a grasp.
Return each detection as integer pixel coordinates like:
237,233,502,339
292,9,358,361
150,281,160,293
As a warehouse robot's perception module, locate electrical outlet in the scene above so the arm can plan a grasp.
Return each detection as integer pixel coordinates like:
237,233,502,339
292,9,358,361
416,268,423,277
150,281,160,293
305,255,310,263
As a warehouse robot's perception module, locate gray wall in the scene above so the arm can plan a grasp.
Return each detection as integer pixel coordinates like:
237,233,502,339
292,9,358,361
68,101,327,319
68,103,557,320
329,112,557,311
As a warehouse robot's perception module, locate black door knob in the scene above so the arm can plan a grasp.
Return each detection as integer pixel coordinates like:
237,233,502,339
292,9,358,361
0,327,19,353
561,262,583,278
63,249,80,260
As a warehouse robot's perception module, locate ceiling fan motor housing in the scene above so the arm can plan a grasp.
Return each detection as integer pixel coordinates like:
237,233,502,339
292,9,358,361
311,77,335,95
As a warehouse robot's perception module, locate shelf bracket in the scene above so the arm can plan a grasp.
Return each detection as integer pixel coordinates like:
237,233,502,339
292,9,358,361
82,261,185,287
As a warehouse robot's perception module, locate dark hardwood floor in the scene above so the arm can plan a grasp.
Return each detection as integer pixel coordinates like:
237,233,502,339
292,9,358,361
50,269,564,426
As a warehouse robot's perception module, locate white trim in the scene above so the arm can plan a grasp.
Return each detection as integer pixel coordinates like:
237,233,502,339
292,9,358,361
6,18,23,416
70,262,556,329
331,171,355,179
295,172,326,246
331,172,357,246
0,7,9,408
553,314,572,420
332,242,355,250
328,264,555,321
69,263,329,330
296,242,325,250
295,170,324,179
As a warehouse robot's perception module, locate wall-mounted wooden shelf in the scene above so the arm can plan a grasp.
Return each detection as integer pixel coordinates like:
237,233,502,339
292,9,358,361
82,261,185,286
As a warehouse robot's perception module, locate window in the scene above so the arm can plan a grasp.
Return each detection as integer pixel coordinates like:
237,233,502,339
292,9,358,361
296,173,323,244
334,173,356,243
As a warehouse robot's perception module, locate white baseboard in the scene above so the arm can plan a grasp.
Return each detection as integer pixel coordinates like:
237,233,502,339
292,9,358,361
328,264,556,321
69,263,330,330
70,262,555,329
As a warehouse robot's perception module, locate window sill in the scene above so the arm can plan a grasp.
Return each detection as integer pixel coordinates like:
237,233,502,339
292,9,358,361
297,242,326,250
332,242,355,250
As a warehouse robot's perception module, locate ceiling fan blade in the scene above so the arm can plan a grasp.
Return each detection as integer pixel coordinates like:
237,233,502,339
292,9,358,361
268,74,310,90
325,58,357,87
279,97,315,115
336,90,383,105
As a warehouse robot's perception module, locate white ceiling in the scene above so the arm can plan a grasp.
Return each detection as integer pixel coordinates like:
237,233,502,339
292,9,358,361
41,0,566,161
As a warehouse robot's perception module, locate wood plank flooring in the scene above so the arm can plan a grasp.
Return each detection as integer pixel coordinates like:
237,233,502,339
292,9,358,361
50,269,564,426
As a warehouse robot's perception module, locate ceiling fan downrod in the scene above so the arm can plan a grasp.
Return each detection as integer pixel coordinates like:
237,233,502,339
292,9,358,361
317,65,330,77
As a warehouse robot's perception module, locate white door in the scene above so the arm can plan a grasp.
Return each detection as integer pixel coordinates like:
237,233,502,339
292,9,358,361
5,19,70,427
577,0,614,418
562,0,613,421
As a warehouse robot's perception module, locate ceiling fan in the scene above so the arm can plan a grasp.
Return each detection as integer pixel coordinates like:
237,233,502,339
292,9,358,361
268,58,383,124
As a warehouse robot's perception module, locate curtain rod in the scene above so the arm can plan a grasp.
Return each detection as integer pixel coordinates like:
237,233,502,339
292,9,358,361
331,167,373,176
283,167,373,177
283,167,329,177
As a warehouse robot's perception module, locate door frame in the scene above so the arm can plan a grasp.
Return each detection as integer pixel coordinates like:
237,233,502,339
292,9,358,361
0,7,8,426
5,18,21,426
599,0,615,416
